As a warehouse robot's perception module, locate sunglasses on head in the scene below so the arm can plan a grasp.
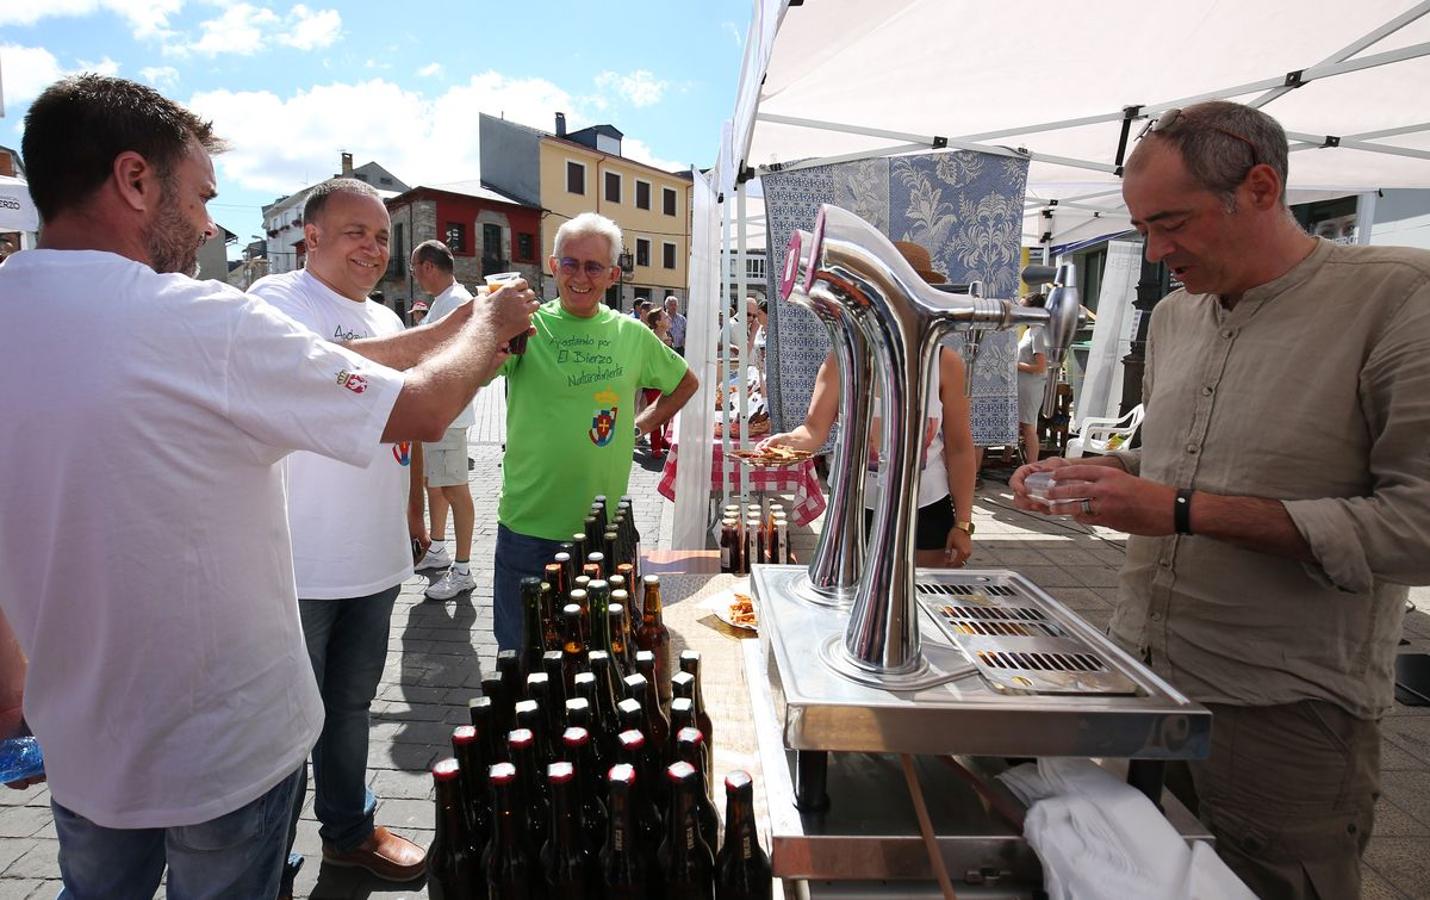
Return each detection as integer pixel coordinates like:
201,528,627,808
1136,107,1262,171
557,257,613,277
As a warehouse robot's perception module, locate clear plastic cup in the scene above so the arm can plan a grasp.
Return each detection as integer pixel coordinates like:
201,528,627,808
485,272,527,354
1024,471,1091,516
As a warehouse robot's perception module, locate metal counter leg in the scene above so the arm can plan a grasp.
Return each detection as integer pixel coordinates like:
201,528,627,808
794,750,831,812
1127,759,1166,810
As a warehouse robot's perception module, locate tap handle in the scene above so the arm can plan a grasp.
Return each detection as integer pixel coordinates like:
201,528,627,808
1021,264,1058,287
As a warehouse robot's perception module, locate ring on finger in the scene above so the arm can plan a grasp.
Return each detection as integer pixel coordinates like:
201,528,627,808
1080,498,1093,515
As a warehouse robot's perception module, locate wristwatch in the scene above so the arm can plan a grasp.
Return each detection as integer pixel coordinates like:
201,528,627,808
634,424,643,439
954,521,976,536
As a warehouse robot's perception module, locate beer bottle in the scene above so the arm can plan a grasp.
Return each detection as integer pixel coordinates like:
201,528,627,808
634,576,671,705
615,728,666,851
560,603,586,689
484,761,539,900
583,515,602,555
481,676,512,746
541,761,594,898
572,532,589,573
592,495,609,533
714,771,772,899
674,727,720,853
469,695,505,765
429,758,480,900
588,580,612,652
658,762,715,899
520,577,545,672
633,651,665,719
497,650,524,713
601,764,649,900
582,562,602,582
605,602,629,675
451,726,490,860
586,551,606,581
522,676,562,766
772,515,790,565
678,650,715,754
540,650,568,710
513,700,553,776
554,550,576,596
505,729,550,863
603,530,621,577
569,586,591,648
609,593,635,675
615,563,637,604
586,652,623,761
669,697,712,784
616,697,645,736
744,516,764,568
720,519,739,574
561,726,608,858
543,562,566,607
538,581,560,655
622,672,669,758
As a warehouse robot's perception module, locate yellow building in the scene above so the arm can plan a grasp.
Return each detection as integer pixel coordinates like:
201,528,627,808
480,113,693,311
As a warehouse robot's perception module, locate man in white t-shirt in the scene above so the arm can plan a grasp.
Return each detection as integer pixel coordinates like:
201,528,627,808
0,75,538,900
249,178,433,892
409,239,479,600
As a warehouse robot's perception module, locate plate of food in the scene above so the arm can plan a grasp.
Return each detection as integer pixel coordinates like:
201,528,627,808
730,445,814,469
703,586,759,632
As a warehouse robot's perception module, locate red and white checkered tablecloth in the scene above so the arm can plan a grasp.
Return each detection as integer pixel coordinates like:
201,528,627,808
657,443,827,526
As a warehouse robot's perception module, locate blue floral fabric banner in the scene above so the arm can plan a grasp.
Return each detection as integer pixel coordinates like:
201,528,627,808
762,151,1028,445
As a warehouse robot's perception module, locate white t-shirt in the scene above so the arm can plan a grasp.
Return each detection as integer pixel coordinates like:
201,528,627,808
424,280,475,429
0,250,403,828
250,270,415,599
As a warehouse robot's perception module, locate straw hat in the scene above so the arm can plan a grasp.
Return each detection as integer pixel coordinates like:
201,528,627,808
893,240,946,284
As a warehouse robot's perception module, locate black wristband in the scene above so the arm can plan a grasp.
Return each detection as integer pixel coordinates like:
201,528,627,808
1174,488,1194,535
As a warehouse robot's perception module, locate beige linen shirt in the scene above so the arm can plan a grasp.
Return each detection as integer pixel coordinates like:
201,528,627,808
1109,238,1430,719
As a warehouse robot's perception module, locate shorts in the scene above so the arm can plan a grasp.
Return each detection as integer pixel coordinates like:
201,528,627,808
423,426,469,488
863,497,956,551
1017,376,1044,426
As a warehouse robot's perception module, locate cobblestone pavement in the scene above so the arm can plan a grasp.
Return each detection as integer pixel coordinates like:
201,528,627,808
2,413,1429,896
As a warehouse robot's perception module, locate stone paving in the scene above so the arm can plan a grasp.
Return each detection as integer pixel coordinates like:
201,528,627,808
1,387,1428,896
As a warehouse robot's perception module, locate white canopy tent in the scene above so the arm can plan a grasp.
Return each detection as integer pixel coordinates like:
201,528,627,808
671,0,1430,548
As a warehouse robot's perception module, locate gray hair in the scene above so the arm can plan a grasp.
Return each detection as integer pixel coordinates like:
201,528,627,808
1130,100,1289,208
553,211,623,265
303,177,383,225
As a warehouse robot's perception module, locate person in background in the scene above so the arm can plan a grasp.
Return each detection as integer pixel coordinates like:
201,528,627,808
0,74,535,899
1013,100,1430,898
665,294,687,356
407,239,479,601
1015,293,1049,464
490,212,698,650
644,306,675,457
760,240,976,567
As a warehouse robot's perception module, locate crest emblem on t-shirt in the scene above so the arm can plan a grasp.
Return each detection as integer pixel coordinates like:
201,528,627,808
588,389,620,447
392,442,412,466
336,369,367,395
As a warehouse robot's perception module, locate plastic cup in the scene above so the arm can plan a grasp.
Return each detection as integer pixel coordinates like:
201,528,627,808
485,272,527,354
1024,471,1092,517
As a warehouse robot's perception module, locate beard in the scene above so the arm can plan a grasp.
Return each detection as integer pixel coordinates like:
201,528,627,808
144,178,203,277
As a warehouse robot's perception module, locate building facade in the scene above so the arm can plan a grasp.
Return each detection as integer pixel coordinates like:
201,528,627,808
375,182,542,320
260,153,409,275
480,113,693,311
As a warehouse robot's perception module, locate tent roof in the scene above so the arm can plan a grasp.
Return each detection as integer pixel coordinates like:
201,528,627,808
729,0,1430,237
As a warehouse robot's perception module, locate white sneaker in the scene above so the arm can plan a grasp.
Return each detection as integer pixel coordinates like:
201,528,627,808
414,545,451,571
425,567,476,600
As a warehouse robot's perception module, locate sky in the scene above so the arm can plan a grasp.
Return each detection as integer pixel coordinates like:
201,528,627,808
0,0,753,256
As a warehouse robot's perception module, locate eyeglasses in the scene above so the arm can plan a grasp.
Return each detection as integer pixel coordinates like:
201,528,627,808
1137,107,1261,171
558,257,614,278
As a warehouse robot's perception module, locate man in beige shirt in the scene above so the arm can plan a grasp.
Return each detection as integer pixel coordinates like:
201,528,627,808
1013,100,1430,898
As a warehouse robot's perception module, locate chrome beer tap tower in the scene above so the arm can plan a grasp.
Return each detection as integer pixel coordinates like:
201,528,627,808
744,204,1212,889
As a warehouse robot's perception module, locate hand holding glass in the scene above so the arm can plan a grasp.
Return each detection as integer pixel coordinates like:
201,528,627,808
486,272,528,354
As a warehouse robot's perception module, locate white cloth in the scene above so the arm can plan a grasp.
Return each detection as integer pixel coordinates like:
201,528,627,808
998,758,1254,900
0,250,403,828
865,347,950,509
250,270,415,599
423,280,476,428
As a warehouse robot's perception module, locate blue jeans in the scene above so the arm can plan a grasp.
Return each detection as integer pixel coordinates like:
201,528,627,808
53,767,300,900
494,523,565,651
280,585,399,892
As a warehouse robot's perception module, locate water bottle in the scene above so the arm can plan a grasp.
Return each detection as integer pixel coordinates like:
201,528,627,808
0,736,44,783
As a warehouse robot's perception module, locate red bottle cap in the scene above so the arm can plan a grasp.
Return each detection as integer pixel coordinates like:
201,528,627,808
489,762,517,785
562,726,590,748
451,725,477,746
725,770,753,792
607,763,636,787
676,727,704,748
617,729,646,751
665,761,697,784
507,728,534,750
433,758,461,781
547,761,575,784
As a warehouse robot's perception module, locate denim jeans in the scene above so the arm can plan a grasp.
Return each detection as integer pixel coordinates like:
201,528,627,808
494,523,566,651
53,767,300,900
280,585,400,892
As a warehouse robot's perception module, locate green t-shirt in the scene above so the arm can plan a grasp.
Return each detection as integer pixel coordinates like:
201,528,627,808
497,300,688,540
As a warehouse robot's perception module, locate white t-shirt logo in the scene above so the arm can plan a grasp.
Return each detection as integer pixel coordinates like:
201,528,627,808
336,369,367,394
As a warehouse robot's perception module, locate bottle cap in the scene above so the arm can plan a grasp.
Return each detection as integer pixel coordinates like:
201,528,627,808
451,725,477,746
665,761,697,784
507,728,534,750
433,757,461,781
489,761,517,784
562,726,591,748
547,761,575,784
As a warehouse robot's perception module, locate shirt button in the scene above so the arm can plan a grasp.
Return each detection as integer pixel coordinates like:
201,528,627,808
1151,611,1163,621
1202,385,1214,396
1185,443,1199,455
1159,558,1172,568
1220,329,1235,340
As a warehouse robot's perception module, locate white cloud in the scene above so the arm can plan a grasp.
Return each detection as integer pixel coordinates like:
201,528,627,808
141,65,180,89
417,62,442,78
0,0,183,40
622,137,687,175
593,70,669,108
0,45,65,106
76,56,121,77
276,5,341,51
722,21,743,47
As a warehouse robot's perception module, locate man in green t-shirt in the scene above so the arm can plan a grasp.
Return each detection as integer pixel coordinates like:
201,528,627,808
492,211,698,649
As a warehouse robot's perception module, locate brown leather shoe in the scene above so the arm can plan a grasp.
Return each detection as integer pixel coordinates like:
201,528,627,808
321,826,427,882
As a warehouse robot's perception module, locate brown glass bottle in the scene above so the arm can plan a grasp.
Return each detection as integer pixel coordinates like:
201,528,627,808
616,728,666,851
540,650,568,710
541,761,594,898
586,551,605,580
605,602,629,674
603,530,621,576
522,676,562,766
677,650,716,755
658,761,715,899
481,676,512,746
583,515,602,554
719,519,740,574
519,577,545,673
497,650,523,713
622,672,669,758
484,761,539,900
586,652,623,763
561,726,608,859
608,592,635,675
674,727,720,854
451,726,490,862
600,764,649,900
429,758,481,900
513,700,553,775
504,729,549,864
669,697,711,783
572,533,589,572
469,695,505,765
560,602,586,689
634,576,671,706
553,551,575,597
714,770,772,899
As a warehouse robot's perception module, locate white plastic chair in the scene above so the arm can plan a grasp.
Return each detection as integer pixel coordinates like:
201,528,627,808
1066,404,1145,458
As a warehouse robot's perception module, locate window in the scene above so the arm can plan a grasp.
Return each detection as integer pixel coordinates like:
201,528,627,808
517,233,534,262
445,222,467,253
388,222,405,277
635,238,651,268
605,171,622,204
662,187,677,216
662,242,677,270
746,254,765,282
379,176,394,186
633,287,653,301
635,180,652,210
566,161,586,195
481,223,502,260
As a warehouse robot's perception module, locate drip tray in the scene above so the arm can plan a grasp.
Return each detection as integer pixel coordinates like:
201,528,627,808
920,581,1138,696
